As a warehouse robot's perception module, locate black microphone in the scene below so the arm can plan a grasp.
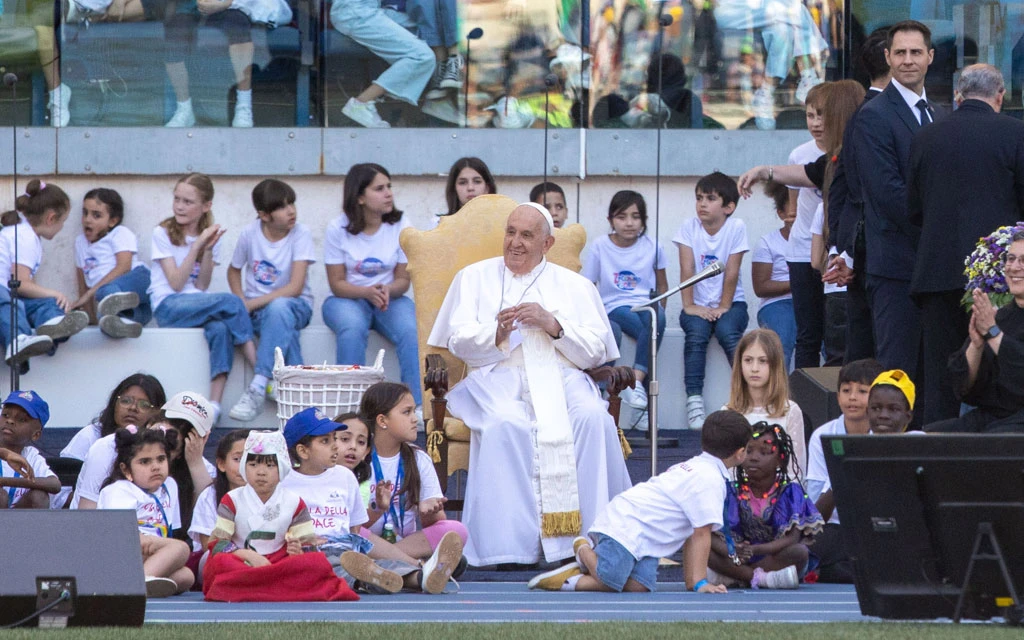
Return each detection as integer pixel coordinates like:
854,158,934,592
2,73,17,87
464,28,484,125
658,14,673,27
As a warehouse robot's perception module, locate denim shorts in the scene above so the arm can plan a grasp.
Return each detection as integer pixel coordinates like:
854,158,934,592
318,531,374,556
592,533,659,592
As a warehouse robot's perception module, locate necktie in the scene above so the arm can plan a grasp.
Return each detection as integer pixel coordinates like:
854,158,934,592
916,98,933,125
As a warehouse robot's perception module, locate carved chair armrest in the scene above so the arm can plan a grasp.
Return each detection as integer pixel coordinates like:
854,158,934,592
585,365,636,396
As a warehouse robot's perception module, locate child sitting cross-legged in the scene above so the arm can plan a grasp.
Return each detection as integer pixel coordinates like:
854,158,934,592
280,407,457,594
707,422,824,589
202,430,358,602
528,410,751,593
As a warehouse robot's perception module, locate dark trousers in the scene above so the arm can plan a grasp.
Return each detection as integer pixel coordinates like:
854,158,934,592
823,292,847,367
866,274,920,376
812,524,854,583
788,261,825,369
844,270,875,362
926,407,1024,433
917,290,970,424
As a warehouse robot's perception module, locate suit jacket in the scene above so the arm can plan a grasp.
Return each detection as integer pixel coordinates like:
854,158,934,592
828,88,882,257
908,99,1024,294
853,82,942,279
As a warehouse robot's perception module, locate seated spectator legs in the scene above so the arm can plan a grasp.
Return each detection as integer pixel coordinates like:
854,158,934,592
96,266,154,326
608,304,666,390
757,299,796,370
251,297,313,382
329,0,435,128
164,8,255,128
406,0,462,97
680,302,747,428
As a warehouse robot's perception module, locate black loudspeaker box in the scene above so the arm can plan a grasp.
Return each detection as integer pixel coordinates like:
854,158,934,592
789,366,841,443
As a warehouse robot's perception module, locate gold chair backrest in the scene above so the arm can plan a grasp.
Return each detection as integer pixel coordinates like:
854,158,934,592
400,194,587,397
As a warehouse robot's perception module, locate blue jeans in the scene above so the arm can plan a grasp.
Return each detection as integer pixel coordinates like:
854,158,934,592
251,297,313,379
607,304,666,377
590,533,659,592
406,0,457,47
154,292,254,379
97,265,153,326
330,0,435,105
757,299,796,370
679,301,748,396
0,287,63,348
322,295,422,405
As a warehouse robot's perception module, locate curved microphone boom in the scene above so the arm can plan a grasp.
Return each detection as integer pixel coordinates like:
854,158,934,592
464,28,484,125
635,261,724,312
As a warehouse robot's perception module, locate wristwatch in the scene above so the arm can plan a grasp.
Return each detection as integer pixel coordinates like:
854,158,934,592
983,325,1002,341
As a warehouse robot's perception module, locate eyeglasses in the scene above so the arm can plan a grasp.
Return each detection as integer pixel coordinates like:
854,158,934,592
117,396,154,411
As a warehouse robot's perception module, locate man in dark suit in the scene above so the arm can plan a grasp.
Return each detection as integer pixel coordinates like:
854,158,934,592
826,29,890,363
908,64,1024,424
850,20,938,386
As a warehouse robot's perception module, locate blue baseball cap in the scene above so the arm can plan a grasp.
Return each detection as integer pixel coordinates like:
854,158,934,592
3,390,50,427
283,407,347,448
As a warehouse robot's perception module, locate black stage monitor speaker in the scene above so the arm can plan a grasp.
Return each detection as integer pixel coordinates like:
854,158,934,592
790,366,840,443
0,510,146,627
824,434,1024,621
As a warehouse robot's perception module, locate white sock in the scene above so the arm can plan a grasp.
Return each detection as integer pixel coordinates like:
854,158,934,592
250,374,268,394
236,89,252,108
561,574,582,591
209,400,221,414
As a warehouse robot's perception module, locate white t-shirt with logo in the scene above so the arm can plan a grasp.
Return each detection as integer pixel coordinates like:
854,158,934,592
97,478,181,537
590,452,727,559
671,216,749,308
323,215,410,288
0,218,42,291
229,220,316,307
1,445,59,508
806,416,845,525
811,205,846,294
786,139,825,263
147,225,223,311
189,485,218,547
281,465,368,539
582,233,667,314
74,226,145,288
366,448,442,540
752,228,792,309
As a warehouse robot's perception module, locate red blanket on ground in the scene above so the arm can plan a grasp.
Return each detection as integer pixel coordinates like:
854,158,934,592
203,548,359,602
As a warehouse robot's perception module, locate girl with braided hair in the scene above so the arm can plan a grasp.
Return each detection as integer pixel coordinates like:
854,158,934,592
707,421,824,589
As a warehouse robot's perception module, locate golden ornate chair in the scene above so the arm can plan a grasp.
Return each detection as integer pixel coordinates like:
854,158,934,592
399,194,634,509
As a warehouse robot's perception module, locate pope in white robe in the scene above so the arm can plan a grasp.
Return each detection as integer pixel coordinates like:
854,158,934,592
427,203,633,566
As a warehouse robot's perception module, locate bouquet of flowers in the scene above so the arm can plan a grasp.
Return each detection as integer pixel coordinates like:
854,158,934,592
962,222,1024,310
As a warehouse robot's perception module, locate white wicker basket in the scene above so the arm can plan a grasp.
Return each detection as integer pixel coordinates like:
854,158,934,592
272,347,386,428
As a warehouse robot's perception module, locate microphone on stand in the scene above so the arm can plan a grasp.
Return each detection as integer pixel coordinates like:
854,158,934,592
464,27,484,126
636,261,724,312
542,73,557,202
5,71,20,391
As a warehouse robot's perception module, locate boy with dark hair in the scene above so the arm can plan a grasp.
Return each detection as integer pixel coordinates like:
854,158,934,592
529,181,568,228
674,172,749,430
805,358,884,582
528,410,751,593
0,390,60,509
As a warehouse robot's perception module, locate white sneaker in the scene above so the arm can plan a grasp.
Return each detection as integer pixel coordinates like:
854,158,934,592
621,385,648,410
420,531,463,594
165,101,196,127
97,291,139,317
339,551,403,594
421,97,465,126
754,565,799,589
35,310,89,341
232,103,253,128
527,562,582,591
686,395,705,431
342,98,390,128
4,334,54,365
439,54,464,90
795,69,822,104
752,85,776,131
48,83,71,128
228,387,265,422
100,315,143,339
145,576,177,598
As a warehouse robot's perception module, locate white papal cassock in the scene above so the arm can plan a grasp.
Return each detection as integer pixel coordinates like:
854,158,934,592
427,256,633,566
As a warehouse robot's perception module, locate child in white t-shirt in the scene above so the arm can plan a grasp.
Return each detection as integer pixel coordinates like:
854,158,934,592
810,203,847,366
147,173,258,423
0,180,89,374
71,188,151,339
0,390,60,509
226,179,316,422
528,410,751,592
752,181,796,369
582,190,667,415
673,172,750,430
322,164,422,410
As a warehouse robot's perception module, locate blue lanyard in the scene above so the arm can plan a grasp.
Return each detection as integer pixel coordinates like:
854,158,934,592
370,449,405,537
146,484,173,538
721,480,738,562
0,463,19,507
